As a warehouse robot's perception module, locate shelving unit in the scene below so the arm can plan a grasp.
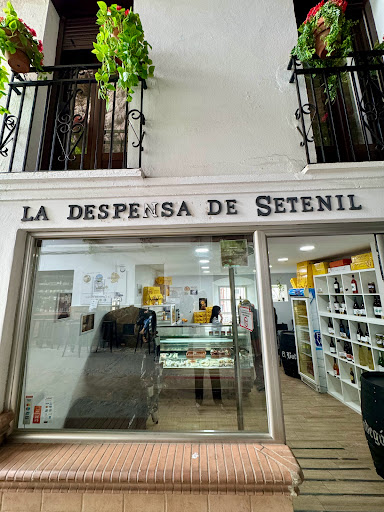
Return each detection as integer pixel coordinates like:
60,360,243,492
314,268,384,414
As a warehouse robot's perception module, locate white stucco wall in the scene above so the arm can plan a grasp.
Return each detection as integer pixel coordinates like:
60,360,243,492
137,0,306,178
371,0,384,40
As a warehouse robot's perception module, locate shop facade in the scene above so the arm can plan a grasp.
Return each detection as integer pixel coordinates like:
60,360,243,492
0,0,384,510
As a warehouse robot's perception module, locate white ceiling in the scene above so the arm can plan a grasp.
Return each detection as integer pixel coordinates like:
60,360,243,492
268,234,373,274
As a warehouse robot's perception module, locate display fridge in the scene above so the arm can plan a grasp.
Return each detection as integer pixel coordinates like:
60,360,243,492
291,290,327,393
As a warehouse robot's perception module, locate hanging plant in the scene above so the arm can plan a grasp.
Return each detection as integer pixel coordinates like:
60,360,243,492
291,0,356,102
0,1,45,114
92,2,154,109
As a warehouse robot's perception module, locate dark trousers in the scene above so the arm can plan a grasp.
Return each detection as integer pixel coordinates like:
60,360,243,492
194,369,222,403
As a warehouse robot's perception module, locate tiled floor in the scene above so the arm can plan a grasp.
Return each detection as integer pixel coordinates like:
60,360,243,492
280,371,384,512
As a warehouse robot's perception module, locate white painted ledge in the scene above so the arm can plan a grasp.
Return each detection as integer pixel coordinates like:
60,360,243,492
302,161,384,175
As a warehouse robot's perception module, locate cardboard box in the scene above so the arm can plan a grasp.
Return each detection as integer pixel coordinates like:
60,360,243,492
143,286,163,305
297,261,314,288
329,265,351,273
155,277,173,285
329,258,351,268
312,262,329,275
351,252,374,271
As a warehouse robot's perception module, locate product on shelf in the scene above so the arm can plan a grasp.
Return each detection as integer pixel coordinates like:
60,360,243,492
334,278,340,294
351,275,358,294
374,296,382,319
340,297,346,315
345,341,354,362
350,368,356,383
333,358,339,377
296,261,314,288
360,298,366,317
330,338,336,353
350,252,374,271
327,300,331,312
365,325,370,345
186,349,206,359
334,296,340,313
378,354,384,369
353,298,359,316
376,334,384,347
330,259,352,268
357,323,363,342
328,318,335,335
368,282,376,294
312,261,329,275
210,348,231,358
339,320,347,338
367,348,375,370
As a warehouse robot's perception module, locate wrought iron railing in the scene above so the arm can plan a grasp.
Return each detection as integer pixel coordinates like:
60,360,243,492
0,64,146,172
288,51,384,164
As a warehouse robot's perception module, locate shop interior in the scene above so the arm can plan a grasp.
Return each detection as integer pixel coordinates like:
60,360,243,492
20,233,384,434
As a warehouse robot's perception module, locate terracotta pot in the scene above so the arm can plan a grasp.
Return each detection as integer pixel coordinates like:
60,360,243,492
314,17,330,59
3,28,32,73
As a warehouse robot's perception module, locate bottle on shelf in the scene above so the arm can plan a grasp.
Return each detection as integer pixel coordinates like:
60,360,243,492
368,282,376,294
330,338,336,354
346,341,354,362
367,348,374,370
350,368,356,384
376,333,384,347
346,322,350,340
333,358,340,377
339,320,346,338
327,300,331,313
334,277,340,294
353,298,360,316
328,318,334,335
360,298,366,317
374,296,382,319
340,297,346,315
351,275,358,294
378,353,384,369
334,297,340,313
356,323,363,342
365,325,370,345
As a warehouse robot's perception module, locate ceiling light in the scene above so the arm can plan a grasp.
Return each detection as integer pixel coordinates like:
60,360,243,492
203,270,210,274
300,245,315,252
195,248,209,254
278,257,288,262
199,259,209,264
201,266,210,270
269,265,272,268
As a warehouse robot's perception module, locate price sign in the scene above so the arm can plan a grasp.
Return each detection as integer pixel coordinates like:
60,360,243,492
239,306,253,332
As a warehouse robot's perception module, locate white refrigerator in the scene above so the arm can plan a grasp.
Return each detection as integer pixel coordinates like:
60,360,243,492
291,291,327,393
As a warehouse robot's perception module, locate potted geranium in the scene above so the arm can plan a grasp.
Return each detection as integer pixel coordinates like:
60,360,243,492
92,2,154,109
0,1,45,114
291,0,356,101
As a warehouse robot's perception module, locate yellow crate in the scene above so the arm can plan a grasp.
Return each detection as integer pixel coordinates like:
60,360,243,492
155,276,173,285
312,262,329,275
351,252,374,271
290,278,297,288
143,286,163,305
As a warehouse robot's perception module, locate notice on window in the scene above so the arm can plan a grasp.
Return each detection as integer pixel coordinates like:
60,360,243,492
239,306,253,331
220,240,248,267
32,405,42,424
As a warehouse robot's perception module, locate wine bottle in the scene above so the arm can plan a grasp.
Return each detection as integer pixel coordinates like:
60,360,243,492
339,320,346,338
330,338,336,354
374,296,382,319
340,297,346,315
356,323,363,342
333,358,339,376
360,298,366,317
350,368,355,383
351,275,358,294
327,300,331,312
353,298,359,316
346,341,354,361
334,278,340,294
328,318,334,335
378,353,384,369
334,297,340,313
365,325,370,345
346,322,350,340
368,282,376,294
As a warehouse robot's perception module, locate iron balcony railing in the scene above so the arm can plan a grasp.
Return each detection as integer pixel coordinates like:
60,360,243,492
0,64,146,172
289,50,384,165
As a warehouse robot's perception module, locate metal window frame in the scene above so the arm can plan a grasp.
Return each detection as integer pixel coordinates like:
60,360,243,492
7,221,384,444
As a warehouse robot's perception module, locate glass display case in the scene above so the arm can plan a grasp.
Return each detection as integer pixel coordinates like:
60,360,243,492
136,304,178,326
158,324,253,371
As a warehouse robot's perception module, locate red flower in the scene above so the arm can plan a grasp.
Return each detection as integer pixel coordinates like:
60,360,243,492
37,39,43,52
18,18,23,22
125,8,129,15
303,0,347,25
29,27,36,37
0,17,4,23
116,5,122,10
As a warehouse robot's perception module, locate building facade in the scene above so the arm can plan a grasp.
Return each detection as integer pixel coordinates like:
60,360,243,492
0,0,384,510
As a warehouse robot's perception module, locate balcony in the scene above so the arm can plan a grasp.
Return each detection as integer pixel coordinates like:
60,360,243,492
289,50,384,165
0,64,146,173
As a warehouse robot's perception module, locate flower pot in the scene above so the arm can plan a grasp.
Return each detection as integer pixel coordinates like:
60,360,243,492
314,17,330,59
361,372,384,479
3,28,31,73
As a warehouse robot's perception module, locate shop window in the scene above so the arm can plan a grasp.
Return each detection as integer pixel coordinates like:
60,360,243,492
271,284,288,303
219,286,247,323
18,235,267,434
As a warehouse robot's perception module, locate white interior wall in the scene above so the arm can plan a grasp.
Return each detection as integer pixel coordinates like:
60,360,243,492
271,273,295,329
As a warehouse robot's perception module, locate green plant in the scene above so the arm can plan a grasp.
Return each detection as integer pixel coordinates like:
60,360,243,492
92,2,154,108
291,0,356,102
0,1,45,114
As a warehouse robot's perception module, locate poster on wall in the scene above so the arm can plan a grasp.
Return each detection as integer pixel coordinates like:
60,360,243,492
220,240,248,267
80,313,95,334
199,298,207,310
56,293,72,320
80,270,127,305
190,287,198,295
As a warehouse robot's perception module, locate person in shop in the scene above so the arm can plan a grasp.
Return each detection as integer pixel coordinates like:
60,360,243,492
195,306,223,408
241,300,265,391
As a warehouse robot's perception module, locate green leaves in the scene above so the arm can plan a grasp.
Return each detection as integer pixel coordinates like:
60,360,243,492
93,4,154,107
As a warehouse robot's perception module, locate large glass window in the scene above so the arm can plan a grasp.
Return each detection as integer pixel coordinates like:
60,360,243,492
19,235,268,433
